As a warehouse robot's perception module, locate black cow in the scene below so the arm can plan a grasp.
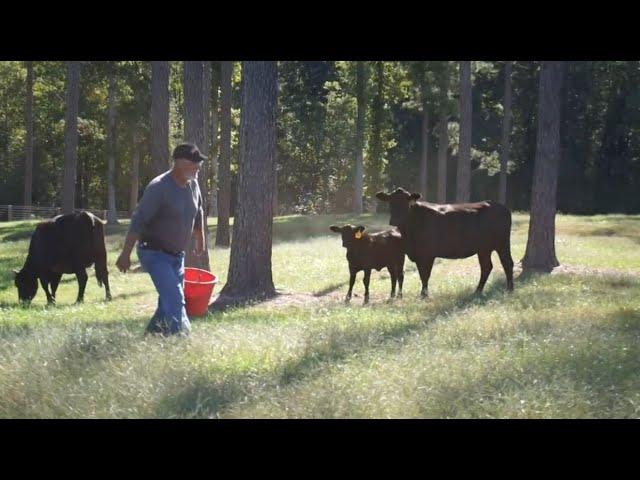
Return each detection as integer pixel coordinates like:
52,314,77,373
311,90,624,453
330,224,405,303
376,188,514,297
13,211,112,304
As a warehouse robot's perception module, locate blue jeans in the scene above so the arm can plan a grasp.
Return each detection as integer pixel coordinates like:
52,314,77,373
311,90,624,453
137,246,191,336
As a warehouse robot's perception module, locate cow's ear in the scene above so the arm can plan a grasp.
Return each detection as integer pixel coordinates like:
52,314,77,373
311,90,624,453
376,191,389,201
410,193,421,201
12,269,19,277
329,225,342,233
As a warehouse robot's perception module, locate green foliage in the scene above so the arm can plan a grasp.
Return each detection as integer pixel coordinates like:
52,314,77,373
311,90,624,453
1,60,640,214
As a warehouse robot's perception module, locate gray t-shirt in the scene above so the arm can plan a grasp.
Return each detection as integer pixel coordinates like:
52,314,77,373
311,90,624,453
129,171,203,254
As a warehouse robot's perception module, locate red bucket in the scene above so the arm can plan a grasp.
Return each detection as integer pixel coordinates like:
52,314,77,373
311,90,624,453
183,267,218,317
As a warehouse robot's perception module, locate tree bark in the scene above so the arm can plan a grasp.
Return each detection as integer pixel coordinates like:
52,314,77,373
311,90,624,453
218,61,277,302
150,61,169,177
62,61,80,214
24,61,34,207
106,65,119,224
522,61,563,272
129,131,140,216
201,61,211,215
183,61,210,271
215,61,233,247
419,71,429,199
456,61,472,203
367,61,384,207
208,62,220,217
437,65,449,204
499,61,513,205
353,61,365,215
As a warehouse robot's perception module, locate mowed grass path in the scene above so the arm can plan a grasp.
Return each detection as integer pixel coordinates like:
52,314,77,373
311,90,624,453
0,213,639,418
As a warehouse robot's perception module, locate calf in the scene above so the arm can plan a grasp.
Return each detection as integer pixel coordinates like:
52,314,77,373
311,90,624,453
376,188,514,297
330,224,405,303
13,211,112,304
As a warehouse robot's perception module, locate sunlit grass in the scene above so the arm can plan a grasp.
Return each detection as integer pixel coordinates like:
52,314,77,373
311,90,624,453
0,212,639,418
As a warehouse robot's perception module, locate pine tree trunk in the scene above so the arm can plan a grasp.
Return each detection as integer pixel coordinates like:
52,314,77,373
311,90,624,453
208,62,220,217
456,61,472,203
522,61,563,273
151,61,169,177
201,61,211,215
353,61,365,215
419,74,429,199
106,67,119,224
367,61,384,208
499,61,513,205
437,66,449,204
215,61,233,247
24,61,34,207
218,61,277,302
129,132,140,216
62,61,80,214
183,61,210,271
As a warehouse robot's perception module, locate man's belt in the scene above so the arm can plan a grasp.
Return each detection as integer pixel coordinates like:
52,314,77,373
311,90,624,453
139,241,181,257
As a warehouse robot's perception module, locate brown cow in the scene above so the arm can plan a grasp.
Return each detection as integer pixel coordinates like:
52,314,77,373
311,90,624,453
376,188,514,297
13,211,112,304
330,224,405,303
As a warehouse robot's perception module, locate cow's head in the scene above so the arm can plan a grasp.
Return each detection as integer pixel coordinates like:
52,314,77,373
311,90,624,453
376,188,421,227
330,224,366,248
13,268,37,304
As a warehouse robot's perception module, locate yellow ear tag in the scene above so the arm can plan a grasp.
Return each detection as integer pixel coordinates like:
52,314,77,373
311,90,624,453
355,231,362,239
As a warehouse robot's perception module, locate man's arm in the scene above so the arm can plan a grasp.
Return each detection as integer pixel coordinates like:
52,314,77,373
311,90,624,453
116,231,140,273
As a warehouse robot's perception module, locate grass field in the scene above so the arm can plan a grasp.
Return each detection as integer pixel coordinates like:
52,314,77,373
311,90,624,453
0,212,639,418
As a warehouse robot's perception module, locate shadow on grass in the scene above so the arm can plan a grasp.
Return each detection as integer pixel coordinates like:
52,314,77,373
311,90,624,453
313,282,349,297
412,306,640,418
154,373,247,418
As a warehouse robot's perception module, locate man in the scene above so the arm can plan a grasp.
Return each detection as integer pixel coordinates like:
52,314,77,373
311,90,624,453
116,143,206,336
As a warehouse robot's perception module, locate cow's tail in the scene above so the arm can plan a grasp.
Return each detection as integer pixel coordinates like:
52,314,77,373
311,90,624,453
92,216,109,287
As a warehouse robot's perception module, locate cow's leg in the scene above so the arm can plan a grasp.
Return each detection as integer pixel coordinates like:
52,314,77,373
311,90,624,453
346,267,357,302
497,245,514,292
397,258,405,299
95,261,112,301
39,275,55,305
75,269,88,303
363,269,371,304
102,272,112,301
417,257,435,298
389,266,397,299
476,251,493,294
50,272,62,301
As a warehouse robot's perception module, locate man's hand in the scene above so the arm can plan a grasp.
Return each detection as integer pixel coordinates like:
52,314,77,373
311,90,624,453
117,231,139,273
193,229,205,255
116,253,131,273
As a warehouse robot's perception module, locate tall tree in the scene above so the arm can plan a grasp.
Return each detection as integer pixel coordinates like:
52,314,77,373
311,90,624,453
419,65,430,199
499,61,513,205
522,61,563,272
208,62,220,216
150,61,169,177
201,61,211,214
106,64,119,224
456,61,472,203
367,61,385,207
353,61,365,214
436,63,450,203
218,61,277,302
61,61,80,214
23,61,34,206
129,129,141,216
215,61,233,247
183,61,210,270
